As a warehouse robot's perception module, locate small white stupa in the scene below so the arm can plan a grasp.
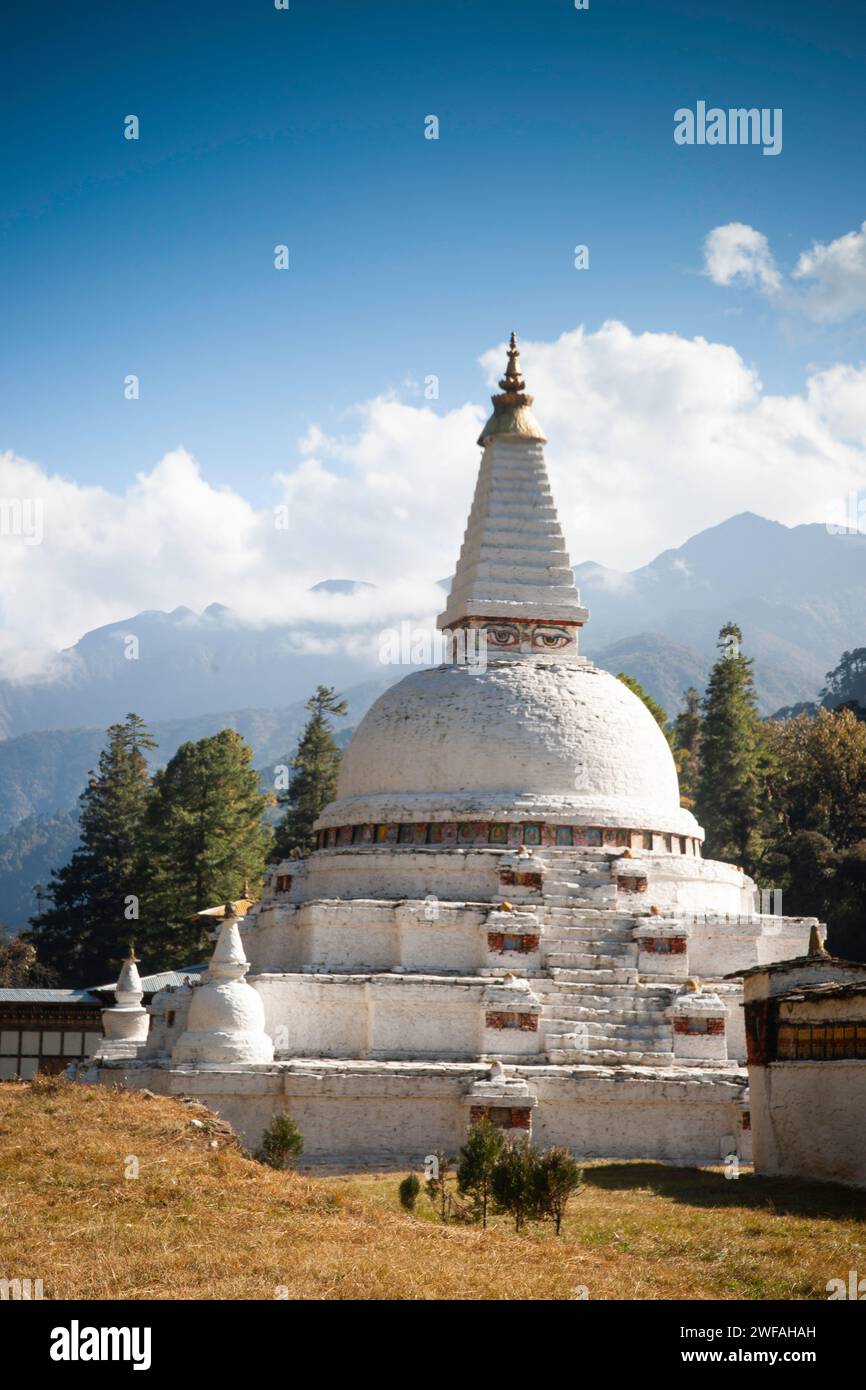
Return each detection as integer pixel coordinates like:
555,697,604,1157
172,906,274,1068
94,946,150,1060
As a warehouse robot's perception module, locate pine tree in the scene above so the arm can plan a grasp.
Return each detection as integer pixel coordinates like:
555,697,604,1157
491,1136,542,1232
398,1173,421,1211
457,1118,506,1227
26,714,155,986
425,1150,454,1224
695,625,767,872
821,647,866,716
674,686,703,807
142,729,272,965
256,1112,304,1168
273,686,348,859
761,707,866,959
534,1147,583,1235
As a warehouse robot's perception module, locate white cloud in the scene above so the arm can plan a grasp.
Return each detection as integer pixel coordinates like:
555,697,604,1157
703,222,781,292
487,324,866,576
704,219,866,321
1,323,865,675
793,221,866,321
805,363,866,445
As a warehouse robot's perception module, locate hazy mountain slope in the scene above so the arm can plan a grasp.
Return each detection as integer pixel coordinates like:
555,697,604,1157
1,514,863,738
0,679,390,837
0,810,80,931
588,634,708,719
0,605,391,740
577,513,866,713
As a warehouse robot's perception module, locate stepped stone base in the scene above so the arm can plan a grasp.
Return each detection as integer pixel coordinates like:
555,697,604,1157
84,853,812,1166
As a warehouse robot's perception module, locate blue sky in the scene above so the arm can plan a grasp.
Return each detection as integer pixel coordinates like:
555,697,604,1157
2,0,864,500
1,0,865,664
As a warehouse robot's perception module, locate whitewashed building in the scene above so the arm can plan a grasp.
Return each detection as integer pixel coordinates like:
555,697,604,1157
740,930,866,1188
85,336,820,1165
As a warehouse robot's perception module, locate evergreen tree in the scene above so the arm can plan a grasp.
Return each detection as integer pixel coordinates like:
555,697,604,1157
256,1112,304,1169
534,1147,583,1235
695,625,767,873
26,714,155,986
425,1150,454,1224
616,673,673,747
760,708,866,959
457,1118,505,1227
398,1173,421,1212
821,647,866,717
273,686,348,859
143,729,271,965
491,1137,542,1232
674,686,703,808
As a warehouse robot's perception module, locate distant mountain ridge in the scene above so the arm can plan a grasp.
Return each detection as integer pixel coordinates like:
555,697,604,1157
0,680,388,837
0,512,860,743
0,603,392,740
576,513,866,715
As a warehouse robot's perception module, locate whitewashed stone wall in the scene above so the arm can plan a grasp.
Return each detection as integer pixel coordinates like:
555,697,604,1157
91,1057,750,1165
246,899,489,976
749,1062,866,1188
529,1071,750,1163
688,913,819,977
287,849,503,905
253,974,500,1059
713,983,746,1063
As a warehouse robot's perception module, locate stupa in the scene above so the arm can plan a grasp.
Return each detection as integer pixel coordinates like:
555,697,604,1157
86,335,822,1165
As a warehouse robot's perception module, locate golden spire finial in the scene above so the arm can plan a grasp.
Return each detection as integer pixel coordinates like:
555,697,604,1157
476,330,546,447
499,331,526,395
127,942,140,963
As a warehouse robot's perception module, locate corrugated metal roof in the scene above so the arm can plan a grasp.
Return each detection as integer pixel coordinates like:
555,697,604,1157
0,988,102,1004
92,964,207,995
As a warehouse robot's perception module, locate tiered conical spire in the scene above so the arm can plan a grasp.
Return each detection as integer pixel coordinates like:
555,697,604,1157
438,333,589,632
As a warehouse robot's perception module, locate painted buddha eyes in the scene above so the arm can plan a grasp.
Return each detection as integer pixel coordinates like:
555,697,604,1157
486,625,521,647
532,626,572,649
481,624,572,650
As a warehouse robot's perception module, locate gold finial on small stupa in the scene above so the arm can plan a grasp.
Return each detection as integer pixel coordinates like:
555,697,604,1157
127,942,140,963
223,901,235,918
808,924,829,958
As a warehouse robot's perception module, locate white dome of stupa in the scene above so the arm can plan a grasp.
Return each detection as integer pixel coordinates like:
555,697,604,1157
319,656,700,838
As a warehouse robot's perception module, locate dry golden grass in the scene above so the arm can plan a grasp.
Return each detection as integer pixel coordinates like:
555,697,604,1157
0,1078,863,1300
